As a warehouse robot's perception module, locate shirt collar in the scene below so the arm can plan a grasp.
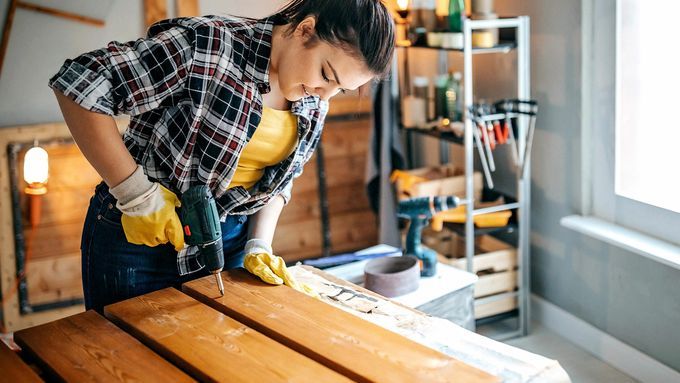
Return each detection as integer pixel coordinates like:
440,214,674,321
241,18,274,94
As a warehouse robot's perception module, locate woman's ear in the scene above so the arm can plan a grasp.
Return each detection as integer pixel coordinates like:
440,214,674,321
294,16,317,40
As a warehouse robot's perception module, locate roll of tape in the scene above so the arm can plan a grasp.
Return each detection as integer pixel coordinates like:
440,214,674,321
472,30,497,48
441,32,464,49
427,32,443,47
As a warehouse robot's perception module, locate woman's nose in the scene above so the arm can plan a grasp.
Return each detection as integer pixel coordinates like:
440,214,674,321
314,86,339,101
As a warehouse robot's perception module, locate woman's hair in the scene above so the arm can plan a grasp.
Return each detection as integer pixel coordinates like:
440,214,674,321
272,0,395,78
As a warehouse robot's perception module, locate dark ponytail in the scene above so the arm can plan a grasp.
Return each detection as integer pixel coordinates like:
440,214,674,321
272,0,395,78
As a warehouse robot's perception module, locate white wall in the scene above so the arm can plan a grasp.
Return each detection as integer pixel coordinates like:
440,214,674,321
0,0,286,127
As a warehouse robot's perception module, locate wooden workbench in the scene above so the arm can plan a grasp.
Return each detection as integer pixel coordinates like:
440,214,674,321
7,268,499,382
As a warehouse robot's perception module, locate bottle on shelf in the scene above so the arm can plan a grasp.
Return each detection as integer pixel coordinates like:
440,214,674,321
434,74,449,121
448,0,465,33
440,0,465,49
445,71,463,122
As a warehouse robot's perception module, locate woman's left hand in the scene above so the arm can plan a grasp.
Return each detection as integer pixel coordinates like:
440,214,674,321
243,239,318,298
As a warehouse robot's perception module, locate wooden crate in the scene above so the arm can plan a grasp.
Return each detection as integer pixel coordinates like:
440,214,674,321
424,229,519,318
394,164,483,201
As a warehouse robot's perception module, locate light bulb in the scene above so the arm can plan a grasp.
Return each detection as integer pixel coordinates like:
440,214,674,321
397,0,409,11
24,146,48,195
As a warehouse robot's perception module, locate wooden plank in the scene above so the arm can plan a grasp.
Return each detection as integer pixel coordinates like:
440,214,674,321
280,182,372,224
329,210,377,253
475,296,518,319
0,340,43,383
327,92,372,117
16,2,105,26
26,254,82,306
474,270,517,298
23,221,82,260
431,234,518,273
14,310,193,382
104,288,351,383
176,0,199,17
21,187,93,226
322,119,371,159
275,216,322,258
182,269,499,383
143,0,167,28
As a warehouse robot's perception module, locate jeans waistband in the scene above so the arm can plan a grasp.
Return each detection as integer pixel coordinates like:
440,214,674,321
94,181,115,204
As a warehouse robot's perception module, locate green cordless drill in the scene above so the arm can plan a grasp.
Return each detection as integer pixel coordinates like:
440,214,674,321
180,185,225,296
398,195,460,277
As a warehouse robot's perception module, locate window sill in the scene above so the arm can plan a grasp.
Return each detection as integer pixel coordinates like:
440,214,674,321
560,215,680,270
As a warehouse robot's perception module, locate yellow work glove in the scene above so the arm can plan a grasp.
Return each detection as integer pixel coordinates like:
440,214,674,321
109,165,185,251
243,239,318,298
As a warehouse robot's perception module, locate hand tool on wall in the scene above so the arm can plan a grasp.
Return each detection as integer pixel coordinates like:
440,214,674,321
180,186,225,296
469,109,495,189
519,100,538,178
397,195,462,277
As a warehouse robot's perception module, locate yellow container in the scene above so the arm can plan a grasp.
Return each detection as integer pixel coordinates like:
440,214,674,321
430,205,511,230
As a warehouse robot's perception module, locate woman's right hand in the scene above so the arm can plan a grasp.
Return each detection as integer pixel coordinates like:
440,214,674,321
109,165,185,251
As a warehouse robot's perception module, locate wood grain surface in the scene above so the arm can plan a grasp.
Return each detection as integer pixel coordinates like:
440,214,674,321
14,310,193,383
104,288,351,383
182,269,499,383
143,0,167,28
0,340,43,383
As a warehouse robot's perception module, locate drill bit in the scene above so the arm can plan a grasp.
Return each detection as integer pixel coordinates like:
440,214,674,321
214,271,224,296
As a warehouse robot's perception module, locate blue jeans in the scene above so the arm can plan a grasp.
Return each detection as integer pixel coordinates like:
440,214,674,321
81,182,249,312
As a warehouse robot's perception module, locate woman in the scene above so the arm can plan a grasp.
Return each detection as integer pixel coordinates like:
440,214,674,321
49,0,395,312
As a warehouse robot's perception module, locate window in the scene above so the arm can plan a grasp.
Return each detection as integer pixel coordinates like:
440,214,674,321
615,0,680,214
579,0,680,248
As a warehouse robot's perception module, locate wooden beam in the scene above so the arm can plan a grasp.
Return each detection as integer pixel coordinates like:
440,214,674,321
182,269,499,383
144,0,167,28
0,0,18,77
0,340,43,383
176,0,199,17
16,2,105,26
14,310,194,382
104,288,351,383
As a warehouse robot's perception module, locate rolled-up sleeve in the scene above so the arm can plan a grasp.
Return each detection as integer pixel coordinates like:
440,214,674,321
48,23,194,116
278,164,304,205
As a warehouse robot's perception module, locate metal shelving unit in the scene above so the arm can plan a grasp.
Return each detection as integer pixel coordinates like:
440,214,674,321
395,16,532,339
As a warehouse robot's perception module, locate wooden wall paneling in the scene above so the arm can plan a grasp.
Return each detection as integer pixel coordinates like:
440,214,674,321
321,119,371,159
143,0,167,28
104,288,351,383
329,210,377,255
278,182,372,225
23,222,81,261
275,217,322,261
182,269,499,383
26,254,82,306
0,340,43,383
0,119,127,332
176,0,199,17
15,310,194,382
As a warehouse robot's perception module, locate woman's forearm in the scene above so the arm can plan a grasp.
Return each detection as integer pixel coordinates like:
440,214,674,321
53,90,137,187
247,194,286,246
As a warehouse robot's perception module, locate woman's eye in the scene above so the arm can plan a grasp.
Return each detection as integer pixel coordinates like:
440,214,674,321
321,69,330,83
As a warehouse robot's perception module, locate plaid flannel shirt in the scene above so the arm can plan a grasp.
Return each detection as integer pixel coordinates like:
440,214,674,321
48,16,329,275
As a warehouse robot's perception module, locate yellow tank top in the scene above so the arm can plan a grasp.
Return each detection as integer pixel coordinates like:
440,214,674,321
228,107,298,190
